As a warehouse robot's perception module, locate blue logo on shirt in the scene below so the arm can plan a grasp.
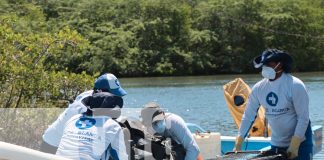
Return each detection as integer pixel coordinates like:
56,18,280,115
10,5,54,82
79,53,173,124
266,92,278,106
75,118,96,129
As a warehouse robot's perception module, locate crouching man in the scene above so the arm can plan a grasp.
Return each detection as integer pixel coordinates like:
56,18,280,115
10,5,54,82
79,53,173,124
141,102,202,160
55,92,128,160
41,73,127,156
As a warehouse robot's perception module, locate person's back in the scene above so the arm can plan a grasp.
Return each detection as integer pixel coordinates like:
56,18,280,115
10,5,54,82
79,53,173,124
41,73,127,153
164,113,191,144
55,91,128,160
56,114,127,160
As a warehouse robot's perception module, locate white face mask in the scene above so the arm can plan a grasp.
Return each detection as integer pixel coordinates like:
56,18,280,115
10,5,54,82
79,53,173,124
261,63,281,80
152,120,166,134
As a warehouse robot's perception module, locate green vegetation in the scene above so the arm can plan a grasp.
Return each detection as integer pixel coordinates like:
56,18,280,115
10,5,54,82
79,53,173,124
1,0,324,108
0,2,94,108
0,108,64,149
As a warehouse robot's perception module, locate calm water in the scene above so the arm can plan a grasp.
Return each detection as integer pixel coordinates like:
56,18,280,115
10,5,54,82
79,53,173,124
120,72,324,136
1,72,323,151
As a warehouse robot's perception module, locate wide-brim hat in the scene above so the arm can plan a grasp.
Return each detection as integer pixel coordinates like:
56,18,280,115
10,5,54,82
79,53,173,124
94,73,127,96
253,49,293,68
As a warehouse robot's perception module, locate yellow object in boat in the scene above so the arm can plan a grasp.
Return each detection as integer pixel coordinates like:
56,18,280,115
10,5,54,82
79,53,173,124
223,78,271,137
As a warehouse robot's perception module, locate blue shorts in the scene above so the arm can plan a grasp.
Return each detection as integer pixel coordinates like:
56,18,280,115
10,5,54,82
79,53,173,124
270,121,313,160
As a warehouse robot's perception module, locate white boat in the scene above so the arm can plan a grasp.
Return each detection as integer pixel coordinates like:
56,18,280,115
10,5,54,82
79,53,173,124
0,123,321,160
0,141,71,160
187,123,323,159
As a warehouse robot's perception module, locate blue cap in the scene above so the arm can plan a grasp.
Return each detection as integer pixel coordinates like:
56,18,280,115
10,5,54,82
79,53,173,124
94,73,127,97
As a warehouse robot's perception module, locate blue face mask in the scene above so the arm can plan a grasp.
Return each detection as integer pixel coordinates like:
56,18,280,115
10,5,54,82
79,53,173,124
152,120,166,134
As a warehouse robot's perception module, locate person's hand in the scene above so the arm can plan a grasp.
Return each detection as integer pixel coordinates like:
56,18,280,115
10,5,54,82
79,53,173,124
233,136,244,152
197,153,203,160
287,136,301,159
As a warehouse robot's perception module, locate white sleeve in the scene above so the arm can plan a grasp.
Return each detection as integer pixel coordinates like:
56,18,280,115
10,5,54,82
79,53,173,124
292,79,310,139
108,123,128,160
171,116,200,160
42,103,86,146
239,85,261,138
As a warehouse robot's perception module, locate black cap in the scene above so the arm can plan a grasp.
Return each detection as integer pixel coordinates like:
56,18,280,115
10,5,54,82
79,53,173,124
253,49,293,72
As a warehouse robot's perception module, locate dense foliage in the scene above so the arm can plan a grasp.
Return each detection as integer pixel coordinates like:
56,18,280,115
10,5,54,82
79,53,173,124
0,3,94,108
36,0,324,75
0,0,323,108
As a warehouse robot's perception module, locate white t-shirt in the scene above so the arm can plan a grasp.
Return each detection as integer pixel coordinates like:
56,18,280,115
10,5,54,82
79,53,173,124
239,73,310,147
56,114,128,160
43,90,93,146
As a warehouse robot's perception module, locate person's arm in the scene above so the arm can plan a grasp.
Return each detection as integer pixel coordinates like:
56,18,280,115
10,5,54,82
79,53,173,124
42,102,86,147
41,106,73,153
171,116,200,160
234,85,261,151
287,78,310,159
108,123,128,160
291,79,309,139
239,86,261,138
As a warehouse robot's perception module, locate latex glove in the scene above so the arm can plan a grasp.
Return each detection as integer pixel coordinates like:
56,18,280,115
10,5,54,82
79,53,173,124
287,136,301,159
233,136,244,152
197,153,203,160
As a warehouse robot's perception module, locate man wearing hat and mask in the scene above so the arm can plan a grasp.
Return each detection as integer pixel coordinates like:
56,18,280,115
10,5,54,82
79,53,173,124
141,102,201,160
41,73,127,155
56,92,128,160
233,49,313,160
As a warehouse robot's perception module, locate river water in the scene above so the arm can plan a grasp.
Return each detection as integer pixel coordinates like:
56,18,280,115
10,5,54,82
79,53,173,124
120,72,324,136
0,72,323,151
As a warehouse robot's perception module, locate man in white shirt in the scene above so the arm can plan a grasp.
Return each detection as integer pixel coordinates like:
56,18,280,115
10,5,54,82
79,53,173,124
41,73,127,155
233,49,313,160
55,92,128,160
141,102,201,160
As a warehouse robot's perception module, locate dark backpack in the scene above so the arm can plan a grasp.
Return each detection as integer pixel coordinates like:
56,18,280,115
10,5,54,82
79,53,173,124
116,117,186,160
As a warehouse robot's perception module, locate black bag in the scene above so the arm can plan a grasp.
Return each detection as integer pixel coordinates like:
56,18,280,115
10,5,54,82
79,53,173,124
116,117,187,160
151,135,186,160
167,138,186,160
117,117,167,160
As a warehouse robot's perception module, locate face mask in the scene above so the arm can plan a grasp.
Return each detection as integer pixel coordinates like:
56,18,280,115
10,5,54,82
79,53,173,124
152,120,166,134
261,63,281,80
